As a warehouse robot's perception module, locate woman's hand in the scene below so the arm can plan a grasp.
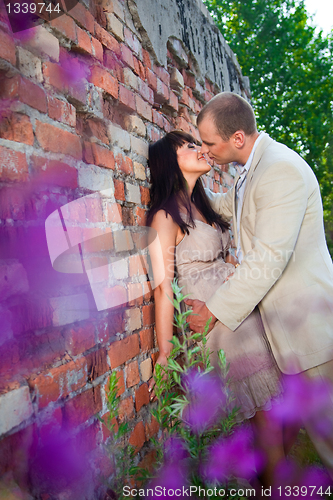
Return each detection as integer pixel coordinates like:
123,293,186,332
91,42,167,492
148,354,169,402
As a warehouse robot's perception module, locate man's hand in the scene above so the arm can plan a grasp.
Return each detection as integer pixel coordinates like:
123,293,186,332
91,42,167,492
184,299,217,333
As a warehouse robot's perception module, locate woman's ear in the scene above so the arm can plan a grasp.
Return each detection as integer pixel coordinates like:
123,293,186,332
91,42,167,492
233,130,245,149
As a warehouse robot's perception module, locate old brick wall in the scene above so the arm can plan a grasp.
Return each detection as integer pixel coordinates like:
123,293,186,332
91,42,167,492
0,0,250,496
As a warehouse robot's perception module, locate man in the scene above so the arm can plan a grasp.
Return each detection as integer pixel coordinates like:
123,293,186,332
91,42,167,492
186,92,333,478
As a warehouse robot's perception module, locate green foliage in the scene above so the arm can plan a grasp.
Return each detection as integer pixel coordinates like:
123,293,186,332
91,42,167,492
203,0,333,253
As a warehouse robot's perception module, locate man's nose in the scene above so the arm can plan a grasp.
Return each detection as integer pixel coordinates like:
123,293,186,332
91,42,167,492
200,143,209,154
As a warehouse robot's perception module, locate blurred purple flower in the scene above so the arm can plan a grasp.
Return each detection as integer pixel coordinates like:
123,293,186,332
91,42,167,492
271,373,333,438
274,460,331,499
164,435,188,463
203,427,263,482
148,463,188,499
183,371,226,432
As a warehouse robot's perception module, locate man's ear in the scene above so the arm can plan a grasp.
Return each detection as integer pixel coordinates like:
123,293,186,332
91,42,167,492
232,131,245,149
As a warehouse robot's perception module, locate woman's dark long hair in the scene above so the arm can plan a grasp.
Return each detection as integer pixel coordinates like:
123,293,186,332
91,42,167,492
146,130,229,234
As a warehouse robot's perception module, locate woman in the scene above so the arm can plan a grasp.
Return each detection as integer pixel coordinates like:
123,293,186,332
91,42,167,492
147,130,285,485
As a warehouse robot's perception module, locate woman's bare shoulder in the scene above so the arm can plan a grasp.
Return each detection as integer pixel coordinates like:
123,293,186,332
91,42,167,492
151,210,178,229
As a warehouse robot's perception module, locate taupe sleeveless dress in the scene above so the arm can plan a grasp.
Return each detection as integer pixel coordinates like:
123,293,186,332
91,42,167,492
176,218,282,422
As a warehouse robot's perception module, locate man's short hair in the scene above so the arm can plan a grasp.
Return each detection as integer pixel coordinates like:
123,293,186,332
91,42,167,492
197,92,257,140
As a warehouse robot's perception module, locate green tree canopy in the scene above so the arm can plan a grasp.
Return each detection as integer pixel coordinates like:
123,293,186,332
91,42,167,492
204,0,333,251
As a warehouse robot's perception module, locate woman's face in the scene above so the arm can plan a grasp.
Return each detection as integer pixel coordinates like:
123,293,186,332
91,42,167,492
176,141,211,177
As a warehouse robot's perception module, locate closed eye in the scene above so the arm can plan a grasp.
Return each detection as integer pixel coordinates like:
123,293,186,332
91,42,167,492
187,143,196,149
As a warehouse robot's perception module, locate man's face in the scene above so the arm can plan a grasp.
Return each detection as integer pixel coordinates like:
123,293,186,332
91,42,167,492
198,116,235,165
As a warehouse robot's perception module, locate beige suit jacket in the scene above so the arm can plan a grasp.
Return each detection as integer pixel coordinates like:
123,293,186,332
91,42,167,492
206,133,333,374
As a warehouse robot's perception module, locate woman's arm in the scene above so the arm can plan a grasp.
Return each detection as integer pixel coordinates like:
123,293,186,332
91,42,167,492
149,210,179,366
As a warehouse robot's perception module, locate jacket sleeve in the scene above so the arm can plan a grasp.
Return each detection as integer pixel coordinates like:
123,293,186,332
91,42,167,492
204,187,234,219
206,161,308,330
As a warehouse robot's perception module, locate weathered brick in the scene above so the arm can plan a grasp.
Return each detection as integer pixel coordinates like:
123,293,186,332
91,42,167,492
118,396,134,422
125,360,140,388
29,358,87,408
0,112,34,146
50,293,89,327
86,348,109,381
22,25,59,61
121,206,134,226
135,206,146,226
154,78,169,104
145,416,159,440
140,328,154,352
133,161,146,180
0,187,26,220
140,186,150,206
0,75,47,113
142,281,153,301
147,68,157,92
78,163,114,192
89,66,119,98
108,123,131,151
123,68,138,90
74,25,93,55
107,13,124,41
70,2,95,33
153,64,170,86
50,15,77,42
152,109,164,128
0,29,16,65
103,0,124,21
0,386,33,435
138,79,153,104
42,61,65,92
47,96,76,127
0,260,26,301
168,90,179,112
62,387,103,428
140,358,152,382
84,142,115,169
142,304,155,327
108,334,140,368
35,121,82,159
121,44,135,69
135,383,149,412
130,135,148,158
119,84,136,111
129,421,145,452
135,95,152,121
103,49,124,81
133,56,145,80
114,178,125,201
105,370,125,399
95,23,121,54
17,47,42,82
125,182,140,204
125,308,141,331
0,146,28,182
115,153,133,175
91,37,103,62
64,322,96,356
124,115,146,137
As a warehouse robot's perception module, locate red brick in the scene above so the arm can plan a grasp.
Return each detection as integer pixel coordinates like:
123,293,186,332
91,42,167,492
153,65,170,86
147,126,160,143
85,196,104,222
83,118,109,144
0,146,28,182
35,121,82,159
163,116,172,133
142,49,151,70
84,142,115,169
152,109,164,128
119,85,136,112
18,329,66,374
151,352,159,366
135,382,149,412
89,66,118,98
183,70,196,89
114,178,125,201
128,283,143,307
138,450,157,473
175,116,191,133
104,50,124,82
135,206,146,226
101,412,118,440
75,421,100,453
180,89,190,107
43,61,66,92
64,322,96,356
155,78,169,104
47,96,76,127
29,357,87,408
147,68,157,91
121,44,135,70
0,75,47,113
0,29,16,65
142,281,153,302
62,387,103,428
118,396,134,422
115,153,133,175
69,2,95,33
74,26,93,55
140,186,150,206
135,95,152,121
108,334,140,368
31,156,78,188
133,56,145,80
138,80,154,104
168,90,179,112
86,348,109,382
145,416,159,440
125,360,140,388
129,254,148,277
129,421,145,452
91,37,103,62
204,90,213,103
95,23,121,54
50,15,77,42
0,423,36,478
142,304,155,327
0,111,34,145
0,186,25,220
122,206,134,225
